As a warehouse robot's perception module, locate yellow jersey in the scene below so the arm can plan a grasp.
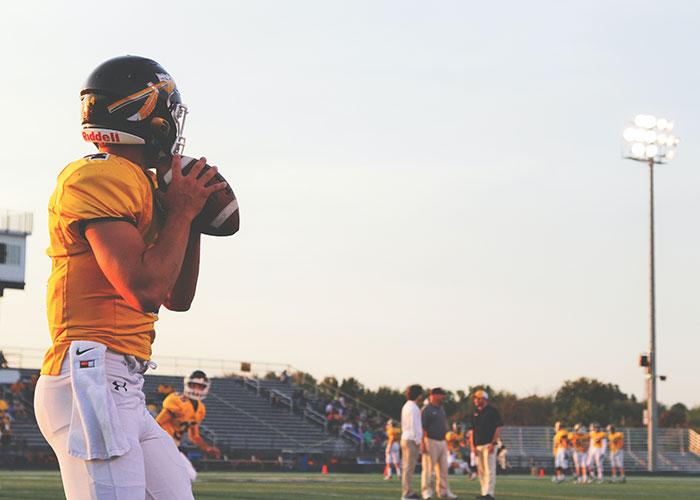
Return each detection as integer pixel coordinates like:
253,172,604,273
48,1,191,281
590,431,607,448
42,154,165,375
608,431,624,452
156,392,207,446
569,431,589,453
553,429,569,453
446,430,465,452
386,427,402,445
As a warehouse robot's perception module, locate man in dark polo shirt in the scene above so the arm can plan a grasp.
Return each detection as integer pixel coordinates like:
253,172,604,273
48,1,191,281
469,390,502,500
420,388,458,500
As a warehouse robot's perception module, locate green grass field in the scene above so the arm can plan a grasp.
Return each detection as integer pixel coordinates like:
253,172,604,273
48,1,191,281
0,470,698,499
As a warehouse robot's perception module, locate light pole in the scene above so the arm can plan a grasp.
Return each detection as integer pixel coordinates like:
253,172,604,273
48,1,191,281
621,114,679,472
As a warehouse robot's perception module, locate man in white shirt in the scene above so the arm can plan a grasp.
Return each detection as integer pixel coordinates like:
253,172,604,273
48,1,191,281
401,384,424,500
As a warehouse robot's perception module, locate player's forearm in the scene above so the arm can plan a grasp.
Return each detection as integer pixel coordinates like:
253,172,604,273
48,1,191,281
192,435,212,452
136,214,194,311
164,231,201,311
492,427,501,443
85,218,192,313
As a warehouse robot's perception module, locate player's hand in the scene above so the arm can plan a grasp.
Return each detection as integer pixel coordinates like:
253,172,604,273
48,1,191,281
209,446,221,459
160,155,226,222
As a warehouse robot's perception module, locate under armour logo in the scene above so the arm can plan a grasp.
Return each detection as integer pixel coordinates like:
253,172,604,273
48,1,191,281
112,381,127,392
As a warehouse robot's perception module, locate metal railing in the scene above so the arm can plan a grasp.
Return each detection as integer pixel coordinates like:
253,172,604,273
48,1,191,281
0,346,292,380
291,375,392,423
0,348,389,426
499,426,700,473
243,377,361,448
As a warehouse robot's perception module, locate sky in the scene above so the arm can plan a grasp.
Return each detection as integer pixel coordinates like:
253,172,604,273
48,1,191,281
2,1,700,407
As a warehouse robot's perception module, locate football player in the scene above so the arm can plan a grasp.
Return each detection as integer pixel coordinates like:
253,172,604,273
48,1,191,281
445,422,472,475
551,422,570,483
383,418,402,479
157,371,221,481
445,422,462,467
465,426,478,480
34,55,229,500
607,425,625,483
587,423,607,484
569,423,590,483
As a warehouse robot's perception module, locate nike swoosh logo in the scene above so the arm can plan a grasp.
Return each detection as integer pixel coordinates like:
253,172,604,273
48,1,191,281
76,347,96,356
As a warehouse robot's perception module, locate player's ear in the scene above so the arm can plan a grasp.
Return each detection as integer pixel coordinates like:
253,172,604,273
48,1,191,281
151,117,171,139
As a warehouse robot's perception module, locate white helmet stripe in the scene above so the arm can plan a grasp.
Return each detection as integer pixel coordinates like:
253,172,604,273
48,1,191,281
82,128,146,145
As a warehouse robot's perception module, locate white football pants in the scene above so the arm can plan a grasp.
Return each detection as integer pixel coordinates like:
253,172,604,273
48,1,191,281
35,347,194,500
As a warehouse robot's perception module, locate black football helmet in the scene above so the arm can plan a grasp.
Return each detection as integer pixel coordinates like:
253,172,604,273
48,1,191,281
183,370,210,400
80,55,188,157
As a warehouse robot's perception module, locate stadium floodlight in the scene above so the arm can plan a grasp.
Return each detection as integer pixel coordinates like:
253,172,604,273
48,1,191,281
622,116,679,165
621,115,679,473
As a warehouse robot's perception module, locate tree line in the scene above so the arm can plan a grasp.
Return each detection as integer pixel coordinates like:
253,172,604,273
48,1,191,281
288,373,700,431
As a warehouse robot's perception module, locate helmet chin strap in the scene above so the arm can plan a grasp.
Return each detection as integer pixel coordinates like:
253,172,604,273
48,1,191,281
171,103,188,156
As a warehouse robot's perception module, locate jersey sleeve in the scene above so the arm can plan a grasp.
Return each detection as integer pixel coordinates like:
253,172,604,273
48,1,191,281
56,162,148,243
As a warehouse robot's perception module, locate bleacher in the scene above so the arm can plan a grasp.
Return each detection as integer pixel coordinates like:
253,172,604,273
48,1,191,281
1,368,356,460
142,373,356,458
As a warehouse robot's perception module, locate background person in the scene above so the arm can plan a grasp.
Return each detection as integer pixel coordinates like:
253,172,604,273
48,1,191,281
420,388,458,499
156,370,221,481
551,422,570,483
466,426,478,480
607,425,625,483
587,423,607,484
401,384,424,500
569,423,590,483
446,422,472,475
384,418,402,480
469,390,502,500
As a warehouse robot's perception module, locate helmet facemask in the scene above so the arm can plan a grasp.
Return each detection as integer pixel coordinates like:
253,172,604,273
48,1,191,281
170,102,188,156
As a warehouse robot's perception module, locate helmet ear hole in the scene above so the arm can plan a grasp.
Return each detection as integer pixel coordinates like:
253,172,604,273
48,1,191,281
151,117,171,138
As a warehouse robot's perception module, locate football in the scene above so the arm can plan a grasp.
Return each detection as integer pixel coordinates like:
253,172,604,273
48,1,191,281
157,156,240,236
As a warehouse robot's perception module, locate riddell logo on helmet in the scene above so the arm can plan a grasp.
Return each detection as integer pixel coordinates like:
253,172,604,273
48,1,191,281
81,128,145,145
82,130,121,143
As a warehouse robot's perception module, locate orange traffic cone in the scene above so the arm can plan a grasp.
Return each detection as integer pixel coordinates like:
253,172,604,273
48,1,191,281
539,468,544,477
322,464,328,474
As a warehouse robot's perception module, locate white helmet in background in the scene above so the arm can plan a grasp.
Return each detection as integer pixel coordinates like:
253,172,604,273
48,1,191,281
183,370,211,400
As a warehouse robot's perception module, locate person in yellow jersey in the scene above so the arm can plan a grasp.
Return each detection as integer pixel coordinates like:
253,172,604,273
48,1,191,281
551,422,570,483
157,371,221,481
465,426,478,480
33,55,233,500
586,423,607,484
569,423,590,483
445,422,472,475
606,425,625,483
383,419,402,480
445,422,462,465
